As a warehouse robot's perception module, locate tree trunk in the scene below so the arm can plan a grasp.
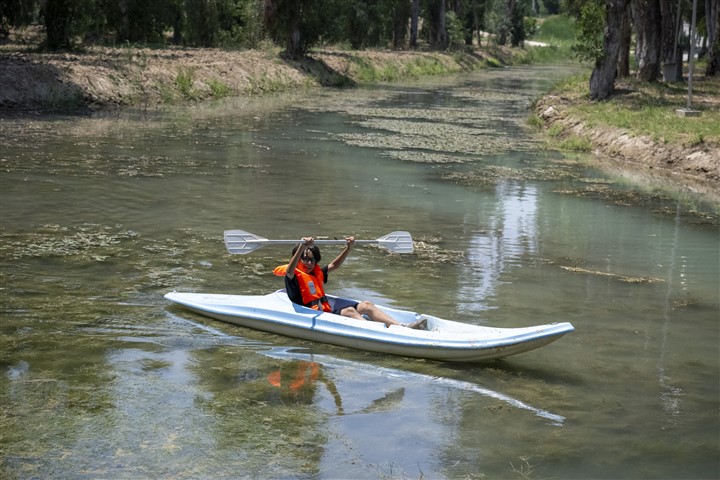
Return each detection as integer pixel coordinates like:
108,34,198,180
392,0,411,50
707,0,720,75
44,0,73,50
659,0,678,63
590,0,629,100
498,0,516,45
431,0,448,49
410,0,420,49
286,0,302,59
617,3,632,78
633,0,662,81
660,0,682,81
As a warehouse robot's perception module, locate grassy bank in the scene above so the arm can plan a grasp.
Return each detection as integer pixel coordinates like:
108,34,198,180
532,73,720,191
540,73,720,147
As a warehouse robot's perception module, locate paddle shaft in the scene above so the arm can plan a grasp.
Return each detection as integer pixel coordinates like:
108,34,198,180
244,239,377,246
224,230,413,254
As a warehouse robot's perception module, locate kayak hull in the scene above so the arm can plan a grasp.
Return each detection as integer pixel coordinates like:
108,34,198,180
164,290,574,362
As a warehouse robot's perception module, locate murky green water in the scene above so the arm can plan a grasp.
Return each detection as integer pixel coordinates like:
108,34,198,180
1,65,718,479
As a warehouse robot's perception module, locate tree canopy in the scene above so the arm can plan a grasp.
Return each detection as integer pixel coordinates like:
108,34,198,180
1,0,545,55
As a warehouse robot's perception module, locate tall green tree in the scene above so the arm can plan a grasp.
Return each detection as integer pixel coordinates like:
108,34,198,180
509,0,527,46
344,0,393,49
263,0,334,59
589,0,629,100
426,0,449,49
496,0,514,44
410,0,420,47
570,0,605,63
184,0,219,47
391,0,412,49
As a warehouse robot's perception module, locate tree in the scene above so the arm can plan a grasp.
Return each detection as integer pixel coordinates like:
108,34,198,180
262,0,333,59
496,0,515,45
632,0,661,81
410,0,420,48
1,0,37,40
707,0,720,75
589,0,629,100
660,0,681,80
343,0,394,50
43,0,74,50
468,0,488,47
617,2,631,77
391,0,412,49
509,0,526,46
184,0,219,47
427,0,449,49
571,0,605,64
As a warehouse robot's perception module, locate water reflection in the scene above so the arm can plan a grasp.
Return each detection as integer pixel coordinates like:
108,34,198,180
458,181,539,313
266,360,344,414
658,202,683,424
264,347,564,425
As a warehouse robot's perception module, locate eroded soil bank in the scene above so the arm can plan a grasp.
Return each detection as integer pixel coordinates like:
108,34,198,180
534,79,719,200
0,39,507,111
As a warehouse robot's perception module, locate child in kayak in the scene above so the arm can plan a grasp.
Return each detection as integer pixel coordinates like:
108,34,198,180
274,236,427,330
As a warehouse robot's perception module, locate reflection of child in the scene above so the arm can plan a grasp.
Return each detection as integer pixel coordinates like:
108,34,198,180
267,361,343,414
267,361,319,393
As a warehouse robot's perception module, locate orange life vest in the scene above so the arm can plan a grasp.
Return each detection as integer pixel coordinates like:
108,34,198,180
273,264,332,312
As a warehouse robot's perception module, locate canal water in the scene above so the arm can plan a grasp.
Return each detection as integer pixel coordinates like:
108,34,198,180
1,65,718,479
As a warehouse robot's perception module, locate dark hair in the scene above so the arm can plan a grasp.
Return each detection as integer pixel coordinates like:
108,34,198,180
292,244,322,262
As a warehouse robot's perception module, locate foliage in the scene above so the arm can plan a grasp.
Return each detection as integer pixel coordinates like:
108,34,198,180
5,0,534,55
445,11,467,49
571,0,604,63
0,0,38,39
175,67,198,99
208,78,231,97
542,0,560,15
3,0,713,84
533,14,575,45
524,16,538,37
509,0,528,46
339,0,394,50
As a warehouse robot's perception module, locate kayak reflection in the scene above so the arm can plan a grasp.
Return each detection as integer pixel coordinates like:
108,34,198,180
264,348,565,425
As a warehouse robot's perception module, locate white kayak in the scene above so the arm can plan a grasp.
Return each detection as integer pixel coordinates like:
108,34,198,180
164,290,574,362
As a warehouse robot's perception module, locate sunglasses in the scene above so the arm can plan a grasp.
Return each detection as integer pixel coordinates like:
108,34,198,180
301,255,317,263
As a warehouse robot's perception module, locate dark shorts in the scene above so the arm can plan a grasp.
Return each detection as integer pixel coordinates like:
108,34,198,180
330,297,359,315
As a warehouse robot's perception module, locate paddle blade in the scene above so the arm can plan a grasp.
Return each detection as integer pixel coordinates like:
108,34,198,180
376,231,414,253
224,230,268,254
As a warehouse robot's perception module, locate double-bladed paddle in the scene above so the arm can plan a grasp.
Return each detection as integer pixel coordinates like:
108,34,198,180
224,230,414,255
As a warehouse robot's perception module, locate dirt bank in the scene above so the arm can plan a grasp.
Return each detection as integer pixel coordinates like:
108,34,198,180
534,80,719,200
0,38,501,111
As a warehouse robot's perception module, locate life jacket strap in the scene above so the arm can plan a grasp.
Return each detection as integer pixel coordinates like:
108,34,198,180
305,296,328,308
